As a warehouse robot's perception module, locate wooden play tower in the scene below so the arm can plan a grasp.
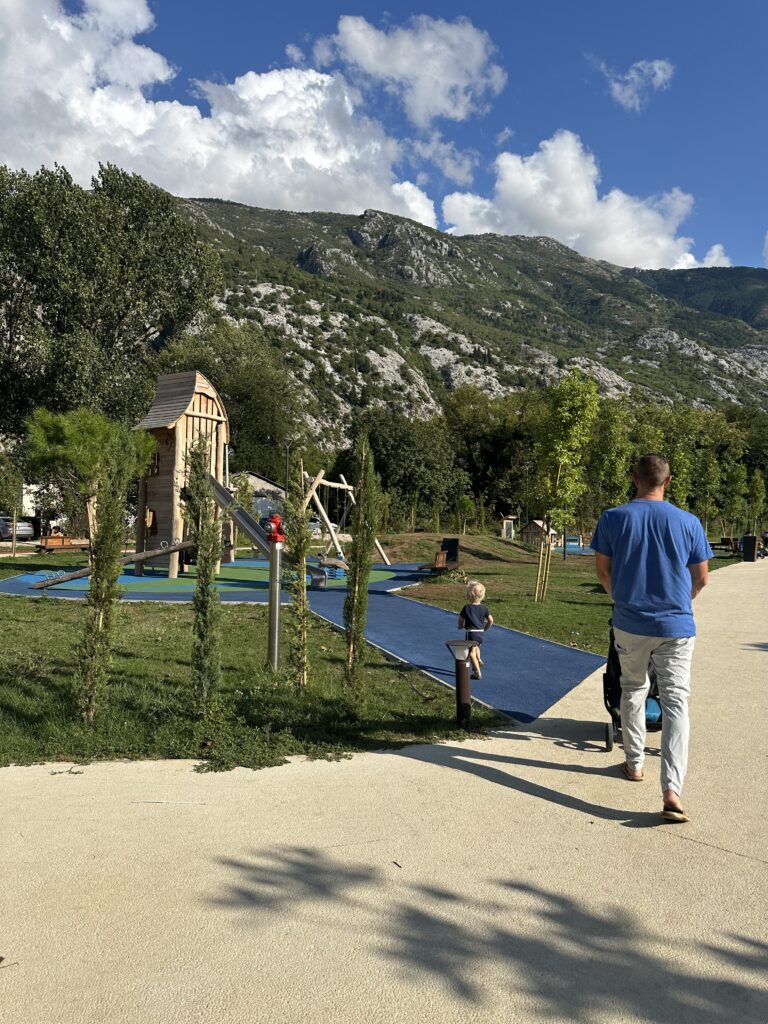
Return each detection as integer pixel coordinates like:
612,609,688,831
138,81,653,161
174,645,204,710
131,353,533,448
134,371,229,578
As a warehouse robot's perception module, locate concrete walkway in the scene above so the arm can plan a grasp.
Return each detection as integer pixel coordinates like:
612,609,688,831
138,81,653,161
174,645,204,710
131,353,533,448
2,563,767,1024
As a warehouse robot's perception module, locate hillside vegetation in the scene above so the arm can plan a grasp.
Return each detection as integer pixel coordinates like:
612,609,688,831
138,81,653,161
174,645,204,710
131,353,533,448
183,198,768,436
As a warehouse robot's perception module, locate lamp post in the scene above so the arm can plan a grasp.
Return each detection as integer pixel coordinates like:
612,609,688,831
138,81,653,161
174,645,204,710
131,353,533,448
284,439,292,503
445,639,479,727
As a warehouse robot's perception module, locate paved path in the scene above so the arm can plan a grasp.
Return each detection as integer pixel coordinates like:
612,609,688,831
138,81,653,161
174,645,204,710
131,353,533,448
2,562,767,1024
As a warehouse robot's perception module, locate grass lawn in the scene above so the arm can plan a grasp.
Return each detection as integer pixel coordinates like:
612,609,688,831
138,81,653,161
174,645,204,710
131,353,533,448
0,551,498,770
379,532,740,656
0,537,737,770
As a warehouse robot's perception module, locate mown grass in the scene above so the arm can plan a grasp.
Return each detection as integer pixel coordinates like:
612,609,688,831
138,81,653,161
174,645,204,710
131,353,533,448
0,537,737,770
0,576,498,770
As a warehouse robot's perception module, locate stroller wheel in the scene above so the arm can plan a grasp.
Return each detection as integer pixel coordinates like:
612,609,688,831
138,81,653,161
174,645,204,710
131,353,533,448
605,722,614,752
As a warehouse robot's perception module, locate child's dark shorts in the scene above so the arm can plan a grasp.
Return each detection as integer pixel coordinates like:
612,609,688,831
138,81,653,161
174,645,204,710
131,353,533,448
465,630,484,646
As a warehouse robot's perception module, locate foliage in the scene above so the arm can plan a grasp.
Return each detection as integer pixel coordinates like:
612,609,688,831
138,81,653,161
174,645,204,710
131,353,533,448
0,449,23,516
231,471,255,548
0,163,222,435
582,399,633,518
343,435,382,699
183,435,223,719
533,371,600,532
283,464,313,690
720,462,748,536
24,409,153,723
158,321,304,480
747,470,766,533
78,426,152,724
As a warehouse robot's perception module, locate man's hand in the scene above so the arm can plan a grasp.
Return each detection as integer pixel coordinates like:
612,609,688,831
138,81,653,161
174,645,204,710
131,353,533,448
595,552,613,600
689,560,708,599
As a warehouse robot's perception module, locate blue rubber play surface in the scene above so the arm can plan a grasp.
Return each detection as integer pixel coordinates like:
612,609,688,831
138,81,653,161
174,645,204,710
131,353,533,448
0,560,604,721
307,565,604,722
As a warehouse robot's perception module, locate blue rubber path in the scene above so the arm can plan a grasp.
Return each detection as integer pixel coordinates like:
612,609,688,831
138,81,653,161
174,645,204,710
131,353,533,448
0,561,604,722
307,564,604,723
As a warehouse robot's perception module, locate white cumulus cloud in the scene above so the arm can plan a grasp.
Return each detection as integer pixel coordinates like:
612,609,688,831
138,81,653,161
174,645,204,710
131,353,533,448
411,134,478,186
443,130,730,269
598,58,675,113
0,0,436,225
315,15,506,129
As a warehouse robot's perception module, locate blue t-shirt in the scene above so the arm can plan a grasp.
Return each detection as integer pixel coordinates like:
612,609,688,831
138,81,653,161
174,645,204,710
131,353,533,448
591,500,713,637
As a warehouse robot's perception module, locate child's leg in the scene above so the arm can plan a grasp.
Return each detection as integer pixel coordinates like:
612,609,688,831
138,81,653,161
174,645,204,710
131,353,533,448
469,645,481,675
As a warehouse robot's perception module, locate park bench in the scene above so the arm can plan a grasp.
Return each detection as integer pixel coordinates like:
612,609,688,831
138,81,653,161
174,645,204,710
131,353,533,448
36,535,91,553
418,537,460,573
711,537,740,554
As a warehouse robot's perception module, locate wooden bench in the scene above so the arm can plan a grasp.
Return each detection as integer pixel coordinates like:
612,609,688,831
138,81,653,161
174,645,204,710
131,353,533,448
418,538,460,573
711,537,739,554
37,535,91,553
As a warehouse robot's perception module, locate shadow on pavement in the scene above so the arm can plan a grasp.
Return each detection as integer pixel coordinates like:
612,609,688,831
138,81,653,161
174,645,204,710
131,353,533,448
392,743,661,827
210,846,768,1021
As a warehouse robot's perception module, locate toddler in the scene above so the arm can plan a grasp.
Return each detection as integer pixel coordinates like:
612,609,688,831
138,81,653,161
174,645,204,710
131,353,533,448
458,580,493,680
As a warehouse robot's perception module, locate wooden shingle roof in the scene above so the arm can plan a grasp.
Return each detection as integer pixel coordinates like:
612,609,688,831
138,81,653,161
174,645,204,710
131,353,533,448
135,371,227,431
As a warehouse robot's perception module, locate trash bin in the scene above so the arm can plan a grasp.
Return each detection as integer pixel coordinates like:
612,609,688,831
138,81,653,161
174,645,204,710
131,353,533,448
742,535,758,562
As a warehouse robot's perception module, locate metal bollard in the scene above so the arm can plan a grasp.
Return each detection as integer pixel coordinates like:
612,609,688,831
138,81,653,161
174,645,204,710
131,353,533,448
266,514,286,671
445,639,478,728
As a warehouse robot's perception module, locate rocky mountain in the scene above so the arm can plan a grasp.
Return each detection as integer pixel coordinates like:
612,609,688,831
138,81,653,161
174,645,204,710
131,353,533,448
181,198,768,433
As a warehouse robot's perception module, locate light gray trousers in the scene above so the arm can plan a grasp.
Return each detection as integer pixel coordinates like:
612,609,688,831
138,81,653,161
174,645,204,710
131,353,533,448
613,627,695,796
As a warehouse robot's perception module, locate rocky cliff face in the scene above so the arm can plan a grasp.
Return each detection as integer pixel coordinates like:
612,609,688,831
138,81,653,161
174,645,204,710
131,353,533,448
183,199,768,433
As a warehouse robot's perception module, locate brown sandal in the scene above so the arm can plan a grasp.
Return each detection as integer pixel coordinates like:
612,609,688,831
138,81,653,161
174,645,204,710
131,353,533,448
621,763,643,782
662,805,689,823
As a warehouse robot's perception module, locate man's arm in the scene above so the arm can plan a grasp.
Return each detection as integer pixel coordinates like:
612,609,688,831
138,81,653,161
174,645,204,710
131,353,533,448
595,552,613,600
689,560,708,599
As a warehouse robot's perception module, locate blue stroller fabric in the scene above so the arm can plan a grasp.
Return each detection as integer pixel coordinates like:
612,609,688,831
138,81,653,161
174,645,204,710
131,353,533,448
645,695,662,723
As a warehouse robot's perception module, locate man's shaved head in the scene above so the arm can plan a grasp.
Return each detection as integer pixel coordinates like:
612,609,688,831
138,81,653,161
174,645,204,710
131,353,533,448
634,454,670,488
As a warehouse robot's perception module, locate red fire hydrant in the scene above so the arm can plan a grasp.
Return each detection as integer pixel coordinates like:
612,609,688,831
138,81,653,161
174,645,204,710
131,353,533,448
265,514,286,543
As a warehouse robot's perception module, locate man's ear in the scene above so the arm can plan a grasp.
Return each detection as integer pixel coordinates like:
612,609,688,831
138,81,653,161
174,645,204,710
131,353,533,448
663,475,672,489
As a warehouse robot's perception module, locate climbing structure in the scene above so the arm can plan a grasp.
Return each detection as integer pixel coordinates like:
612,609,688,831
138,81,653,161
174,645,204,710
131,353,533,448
134,371,230,578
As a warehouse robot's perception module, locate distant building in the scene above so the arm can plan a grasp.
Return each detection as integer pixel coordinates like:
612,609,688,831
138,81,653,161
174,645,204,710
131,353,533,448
519,519,558,545
500,514,518,541
240,472,286,519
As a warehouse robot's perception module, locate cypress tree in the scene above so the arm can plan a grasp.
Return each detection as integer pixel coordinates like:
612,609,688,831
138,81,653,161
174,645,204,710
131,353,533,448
343,436,382,698
184,435,223,718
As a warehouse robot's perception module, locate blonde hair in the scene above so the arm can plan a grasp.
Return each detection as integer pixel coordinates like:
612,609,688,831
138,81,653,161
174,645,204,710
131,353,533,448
467,580,486,603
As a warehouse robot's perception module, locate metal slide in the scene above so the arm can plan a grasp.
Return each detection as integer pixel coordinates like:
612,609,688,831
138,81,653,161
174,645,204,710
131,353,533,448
209,476,271,557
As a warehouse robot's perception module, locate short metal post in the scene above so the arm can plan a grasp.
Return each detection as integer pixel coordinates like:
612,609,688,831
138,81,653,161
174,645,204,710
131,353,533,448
267,540,283,670
455,656,472,727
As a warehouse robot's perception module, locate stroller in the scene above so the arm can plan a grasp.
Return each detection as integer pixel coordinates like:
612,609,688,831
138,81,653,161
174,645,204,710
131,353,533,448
603,622,662,752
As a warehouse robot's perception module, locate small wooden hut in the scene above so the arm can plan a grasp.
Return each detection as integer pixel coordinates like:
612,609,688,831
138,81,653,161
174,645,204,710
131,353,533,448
519,519,558,546
134,372,229,578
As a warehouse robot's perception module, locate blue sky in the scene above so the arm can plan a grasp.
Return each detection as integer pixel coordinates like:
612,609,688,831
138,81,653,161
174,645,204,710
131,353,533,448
2,1,766,268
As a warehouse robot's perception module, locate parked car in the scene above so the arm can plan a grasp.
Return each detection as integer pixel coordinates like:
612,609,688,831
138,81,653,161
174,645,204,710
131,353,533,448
308,516,339,537
0,515,35,541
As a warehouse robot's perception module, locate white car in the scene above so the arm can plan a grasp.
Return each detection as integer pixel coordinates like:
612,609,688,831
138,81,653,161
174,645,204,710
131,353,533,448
0,516,35,541
308,516,339,538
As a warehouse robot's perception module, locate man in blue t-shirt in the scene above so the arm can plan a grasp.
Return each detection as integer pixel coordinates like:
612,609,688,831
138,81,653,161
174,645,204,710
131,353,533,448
591,454,712,824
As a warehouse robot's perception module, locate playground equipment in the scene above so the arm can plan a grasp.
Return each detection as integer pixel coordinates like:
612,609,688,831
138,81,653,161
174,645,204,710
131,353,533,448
30,539,198,590
134,372,230,579
302,469,390,566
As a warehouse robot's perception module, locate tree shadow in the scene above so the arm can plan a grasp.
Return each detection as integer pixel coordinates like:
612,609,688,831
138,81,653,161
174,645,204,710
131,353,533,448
211,845,380,913
211,847,768,1021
